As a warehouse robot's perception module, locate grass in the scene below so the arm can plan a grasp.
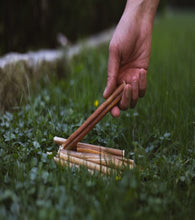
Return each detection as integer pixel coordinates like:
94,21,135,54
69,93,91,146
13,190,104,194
0,11,195,219
0,58,67,111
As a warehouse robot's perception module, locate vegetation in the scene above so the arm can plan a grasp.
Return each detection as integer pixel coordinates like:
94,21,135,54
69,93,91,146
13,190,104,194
1,0,194,55
0,59,66,111
0,11,194,219
0,0,126,54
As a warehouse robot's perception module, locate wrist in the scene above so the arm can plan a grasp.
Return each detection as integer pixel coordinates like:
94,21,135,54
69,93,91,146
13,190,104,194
124,0,159,23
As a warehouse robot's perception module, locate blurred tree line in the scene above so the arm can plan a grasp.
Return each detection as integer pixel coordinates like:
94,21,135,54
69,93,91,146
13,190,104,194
0,0,194,55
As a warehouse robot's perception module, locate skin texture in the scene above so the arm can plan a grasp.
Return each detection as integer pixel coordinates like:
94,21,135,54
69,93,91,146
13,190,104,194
103,0,159,117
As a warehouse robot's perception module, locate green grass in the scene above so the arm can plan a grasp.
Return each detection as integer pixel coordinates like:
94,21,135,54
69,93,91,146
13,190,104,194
0,11,195,219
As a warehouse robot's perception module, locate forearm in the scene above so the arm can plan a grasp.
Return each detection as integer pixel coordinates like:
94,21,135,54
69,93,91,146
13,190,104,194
124,0,160,23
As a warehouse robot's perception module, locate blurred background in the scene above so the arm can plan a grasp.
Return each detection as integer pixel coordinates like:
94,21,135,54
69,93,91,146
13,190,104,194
0,0,194,56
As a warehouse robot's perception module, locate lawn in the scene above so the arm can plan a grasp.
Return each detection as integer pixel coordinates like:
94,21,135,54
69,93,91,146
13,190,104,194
0,11,194,219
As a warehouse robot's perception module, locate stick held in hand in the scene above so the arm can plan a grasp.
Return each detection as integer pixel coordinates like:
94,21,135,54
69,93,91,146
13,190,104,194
62,83,126,150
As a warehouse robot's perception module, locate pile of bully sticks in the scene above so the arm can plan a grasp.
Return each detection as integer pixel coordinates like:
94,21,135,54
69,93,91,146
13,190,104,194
53,83,135,175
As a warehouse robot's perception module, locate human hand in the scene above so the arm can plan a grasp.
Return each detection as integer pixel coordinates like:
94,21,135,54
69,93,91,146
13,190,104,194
103,0,159,117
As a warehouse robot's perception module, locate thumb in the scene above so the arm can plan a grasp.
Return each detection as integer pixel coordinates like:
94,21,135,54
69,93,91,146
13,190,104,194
103,45,120,99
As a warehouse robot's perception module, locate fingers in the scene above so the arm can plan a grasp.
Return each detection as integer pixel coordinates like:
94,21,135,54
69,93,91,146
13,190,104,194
104,42,147,116
131,80,139,108
129,70,147,108
139,70,147,97
110,85,131,117
119,84,131,110
103,44,120,99
103,75,117,99
110,106,120,118
118,69,147,111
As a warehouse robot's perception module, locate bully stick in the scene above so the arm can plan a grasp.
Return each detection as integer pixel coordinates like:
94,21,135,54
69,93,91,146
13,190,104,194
54,136,125,157
62,82,126,150
76,145,124,157
65,93,122,149
77,148,135,166
117,157,134,166
58,151,114,175
59,149,113,161
54,157,94,175
59,149,134,169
